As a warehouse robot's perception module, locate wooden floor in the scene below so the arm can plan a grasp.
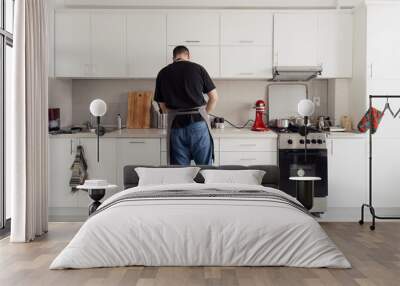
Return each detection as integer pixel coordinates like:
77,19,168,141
0,222,399,286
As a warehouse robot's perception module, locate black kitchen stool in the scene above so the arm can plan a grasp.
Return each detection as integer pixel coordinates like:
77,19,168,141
289,177,321,210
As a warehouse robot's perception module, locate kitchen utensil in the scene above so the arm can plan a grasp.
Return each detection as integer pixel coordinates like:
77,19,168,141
117,114,122,130
276,118,290,128
340,116,353,131
127,91,153,129
318,116,331,131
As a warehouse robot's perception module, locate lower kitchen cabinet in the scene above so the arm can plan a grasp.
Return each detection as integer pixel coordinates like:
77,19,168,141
219,151,277,165
49,138,118,208
327,137,367,208
116,138,161,187
219,138,277,165
49,138,80,208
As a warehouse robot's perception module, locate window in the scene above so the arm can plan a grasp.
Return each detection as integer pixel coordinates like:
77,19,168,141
0,0,14,233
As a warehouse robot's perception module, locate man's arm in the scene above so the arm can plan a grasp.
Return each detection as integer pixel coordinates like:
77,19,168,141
206,89,218,113
159,102,168,113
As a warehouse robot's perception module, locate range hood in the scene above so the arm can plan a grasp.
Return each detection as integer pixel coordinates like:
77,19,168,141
272,66,322,81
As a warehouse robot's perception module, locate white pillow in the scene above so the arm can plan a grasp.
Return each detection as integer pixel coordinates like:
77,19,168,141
135,167,200,186
200,169,266,185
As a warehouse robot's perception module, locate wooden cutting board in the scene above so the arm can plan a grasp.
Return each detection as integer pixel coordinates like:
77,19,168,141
126,91,153,128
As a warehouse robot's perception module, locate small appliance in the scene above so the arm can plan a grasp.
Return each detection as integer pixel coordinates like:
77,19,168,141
251,100,269,131
48,108,60,131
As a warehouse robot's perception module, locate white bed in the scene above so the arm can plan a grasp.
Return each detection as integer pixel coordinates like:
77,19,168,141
50,182,350,269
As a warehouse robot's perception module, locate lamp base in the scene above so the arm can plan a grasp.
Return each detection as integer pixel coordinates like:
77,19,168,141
95,125,106,136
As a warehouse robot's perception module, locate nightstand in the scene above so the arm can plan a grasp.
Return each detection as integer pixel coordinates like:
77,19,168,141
289,177,321,210
77,180,118,215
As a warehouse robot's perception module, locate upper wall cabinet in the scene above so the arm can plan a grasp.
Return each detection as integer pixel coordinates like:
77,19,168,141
91,11,126,77
221,46,272,78
167,46,220,78
55,11,91,77
274,12,353,78
274,13,319,67
127,13,166,78
317,13,353,78
221,12,273,45
368,4,400,80
167,12,220,45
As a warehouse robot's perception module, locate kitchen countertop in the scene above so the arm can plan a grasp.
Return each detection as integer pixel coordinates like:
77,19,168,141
49,128,278,139
49,128,367,140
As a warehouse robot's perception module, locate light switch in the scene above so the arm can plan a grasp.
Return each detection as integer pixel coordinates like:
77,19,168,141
313,97,321,107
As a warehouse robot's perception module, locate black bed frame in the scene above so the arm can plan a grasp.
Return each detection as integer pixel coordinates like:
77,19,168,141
123,165,280,190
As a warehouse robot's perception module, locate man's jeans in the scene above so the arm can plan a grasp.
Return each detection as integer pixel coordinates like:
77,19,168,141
170,121,212,165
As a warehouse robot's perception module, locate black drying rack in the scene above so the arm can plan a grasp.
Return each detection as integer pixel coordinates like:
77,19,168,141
359,95,400,230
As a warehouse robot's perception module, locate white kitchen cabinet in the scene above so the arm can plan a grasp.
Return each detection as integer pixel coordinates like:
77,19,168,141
76,138,118,207
91,11,126,77
127,13,167,78
274,13,319,67
167,46,220,78
317,13,353,78
220,138,277,152
55,10,91,77
221,12,273,46
221,46,273,78
327,138,367,208
49,138,80,208
167,12,219,45
219,138,277,165
219,152,277,166
116,139,161,187
367,4,400,80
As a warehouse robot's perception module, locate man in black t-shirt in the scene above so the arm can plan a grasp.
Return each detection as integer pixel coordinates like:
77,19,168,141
154,46,218,165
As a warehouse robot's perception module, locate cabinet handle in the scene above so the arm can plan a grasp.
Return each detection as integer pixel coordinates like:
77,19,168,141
331,140,334,156
129,141,145,144
240,158,256,161
185,40,201,43
70,139,73,155
239,72,254,76
239,143,257,147
239,40,254,43
370,63,373,78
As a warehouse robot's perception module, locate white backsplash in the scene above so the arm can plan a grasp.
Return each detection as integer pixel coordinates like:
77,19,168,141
49,78,330,128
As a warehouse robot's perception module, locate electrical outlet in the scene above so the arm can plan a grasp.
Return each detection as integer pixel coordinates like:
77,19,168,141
313,96,321,107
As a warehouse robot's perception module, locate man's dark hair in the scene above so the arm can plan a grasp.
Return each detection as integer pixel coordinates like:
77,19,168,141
173,45,190,59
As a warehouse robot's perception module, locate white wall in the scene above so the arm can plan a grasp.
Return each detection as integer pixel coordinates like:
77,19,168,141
328,79,352,126
49,78,73,128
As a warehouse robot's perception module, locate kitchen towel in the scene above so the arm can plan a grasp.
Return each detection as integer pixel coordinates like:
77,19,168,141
70,145,88,192
357,107,384,134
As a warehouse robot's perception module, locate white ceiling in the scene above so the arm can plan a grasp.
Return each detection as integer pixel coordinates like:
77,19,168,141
62,0,364,9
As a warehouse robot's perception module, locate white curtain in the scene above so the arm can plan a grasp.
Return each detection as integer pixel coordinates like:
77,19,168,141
10,0,49,242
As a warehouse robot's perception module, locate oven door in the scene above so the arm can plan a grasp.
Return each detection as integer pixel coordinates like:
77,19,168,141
279,149,328,198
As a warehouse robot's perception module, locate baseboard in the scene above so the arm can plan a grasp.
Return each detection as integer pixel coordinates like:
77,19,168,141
318,207,400,222
49,207,88,222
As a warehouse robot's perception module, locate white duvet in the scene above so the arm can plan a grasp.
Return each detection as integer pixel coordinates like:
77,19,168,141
50,183,350,269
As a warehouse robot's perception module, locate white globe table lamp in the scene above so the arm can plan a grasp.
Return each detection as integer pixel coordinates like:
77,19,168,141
90,99,107,162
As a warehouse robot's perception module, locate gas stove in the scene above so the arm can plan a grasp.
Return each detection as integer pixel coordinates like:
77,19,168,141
278,132,327,150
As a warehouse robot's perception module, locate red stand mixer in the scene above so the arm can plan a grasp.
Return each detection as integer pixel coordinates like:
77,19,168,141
252,100,269,131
